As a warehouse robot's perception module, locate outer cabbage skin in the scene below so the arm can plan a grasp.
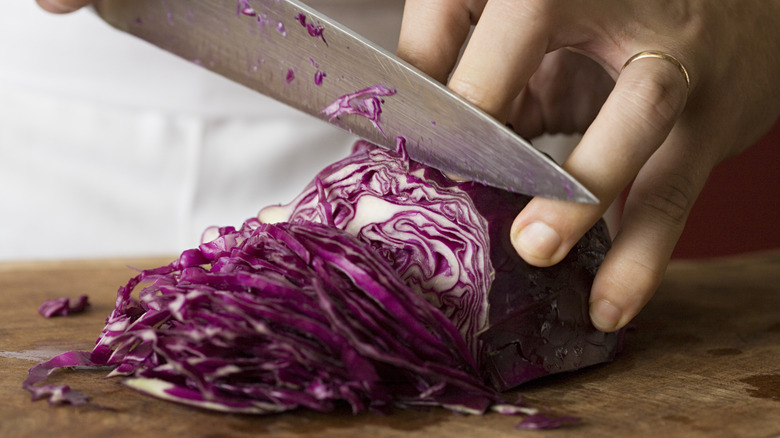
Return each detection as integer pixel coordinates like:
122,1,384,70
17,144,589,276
461,173,618,390
260,141,620,391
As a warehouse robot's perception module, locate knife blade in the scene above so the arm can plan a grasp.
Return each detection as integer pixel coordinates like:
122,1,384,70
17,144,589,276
93,0,597,203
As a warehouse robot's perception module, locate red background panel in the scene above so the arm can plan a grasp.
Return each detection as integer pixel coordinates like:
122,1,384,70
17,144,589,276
672,120,780,259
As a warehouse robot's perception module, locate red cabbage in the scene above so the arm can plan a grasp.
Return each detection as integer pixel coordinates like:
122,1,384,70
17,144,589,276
276,21,287,36
38,295,90,318
26,221,517,415
516,413,581,430
260,141,620,390
314,70,326,86
260,140,492,362
321,86,396,136
294,12,327,45
24,350,96,405
26,141,618,429
236,0,255,17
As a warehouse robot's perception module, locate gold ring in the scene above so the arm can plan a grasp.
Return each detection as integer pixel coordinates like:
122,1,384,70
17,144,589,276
621,50,691,91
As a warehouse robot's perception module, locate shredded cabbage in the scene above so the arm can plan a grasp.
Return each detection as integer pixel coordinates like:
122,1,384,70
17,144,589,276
321,86,396,136
314,70,326,86
26,221,506,415
295,13,327,45
38,295,90,318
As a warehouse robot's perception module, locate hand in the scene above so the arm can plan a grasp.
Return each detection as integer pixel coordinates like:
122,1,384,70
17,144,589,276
36,0,93,14
397,0,780,332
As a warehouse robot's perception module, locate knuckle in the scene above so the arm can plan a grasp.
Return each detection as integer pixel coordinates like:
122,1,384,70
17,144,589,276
449,77,505,117
622,74,684,133
516,0,557,26
594,252,663,322
639,172,696,227
610,257,660,303
397,44,452,84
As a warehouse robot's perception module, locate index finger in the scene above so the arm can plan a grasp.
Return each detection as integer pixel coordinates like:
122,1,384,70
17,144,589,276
447,0,554,119
396,0,477,83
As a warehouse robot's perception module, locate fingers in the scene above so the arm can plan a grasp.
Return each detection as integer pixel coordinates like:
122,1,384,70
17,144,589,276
399,1,557,119
508,49,615,139
36,0,93,14
447,1,551,119
589,128,714,331
511,53,690,267
396,0,477,83
398,0,706,335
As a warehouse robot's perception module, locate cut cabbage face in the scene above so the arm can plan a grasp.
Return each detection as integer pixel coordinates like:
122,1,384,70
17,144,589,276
260,141,620,390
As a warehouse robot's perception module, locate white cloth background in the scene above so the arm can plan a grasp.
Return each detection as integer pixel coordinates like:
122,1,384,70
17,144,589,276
0,1,404,260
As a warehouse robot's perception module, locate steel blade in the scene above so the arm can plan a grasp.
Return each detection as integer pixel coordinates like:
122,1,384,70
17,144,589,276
94,0,597,203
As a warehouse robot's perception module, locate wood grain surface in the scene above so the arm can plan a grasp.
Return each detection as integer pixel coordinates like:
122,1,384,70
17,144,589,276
1,253,778,438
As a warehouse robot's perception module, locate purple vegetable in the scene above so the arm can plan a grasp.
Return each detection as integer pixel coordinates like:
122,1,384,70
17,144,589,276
26,221,509,415
314,70,326,86
516,413,581,430
23,350,96,405
260,141,620,390
26,141,619,428
276,21,287,36
260,140,491,361
236,0,255,17
321,86,396,136
38,295,90,318
235,0,272,29
294,12,327,45
461,167,618,390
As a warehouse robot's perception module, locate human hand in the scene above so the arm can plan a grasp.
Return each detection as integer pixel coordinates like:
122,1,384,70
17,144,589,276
397,0,780,332
36,0,93,14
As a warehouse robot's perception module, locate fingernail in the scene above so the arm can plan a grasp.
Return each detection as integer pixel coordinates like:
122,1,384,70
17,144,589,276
513,221,561,261
590,299,622,332
36,0,78,13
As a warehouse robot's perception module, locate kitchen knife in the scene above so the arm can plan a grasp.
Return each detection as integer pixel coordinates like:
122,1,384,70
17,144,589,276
93,0,597,203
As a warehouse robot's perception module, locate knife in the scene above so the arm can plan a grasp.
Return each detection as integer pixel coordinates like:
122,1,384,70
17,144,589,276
93,0,597,203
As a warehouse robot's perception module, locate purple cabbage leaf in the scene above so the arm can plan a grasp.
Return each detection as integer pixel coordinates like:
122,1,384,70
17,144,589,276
38,295,90,318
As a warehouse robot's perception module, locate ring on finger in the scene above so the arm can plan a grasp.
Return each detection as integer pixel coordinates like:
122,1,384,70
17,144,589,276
621,50,691,92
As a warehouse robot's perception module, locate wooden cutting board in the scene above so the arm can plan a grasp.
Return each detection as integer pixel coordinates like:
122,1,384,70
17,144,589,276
1,253,778,438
